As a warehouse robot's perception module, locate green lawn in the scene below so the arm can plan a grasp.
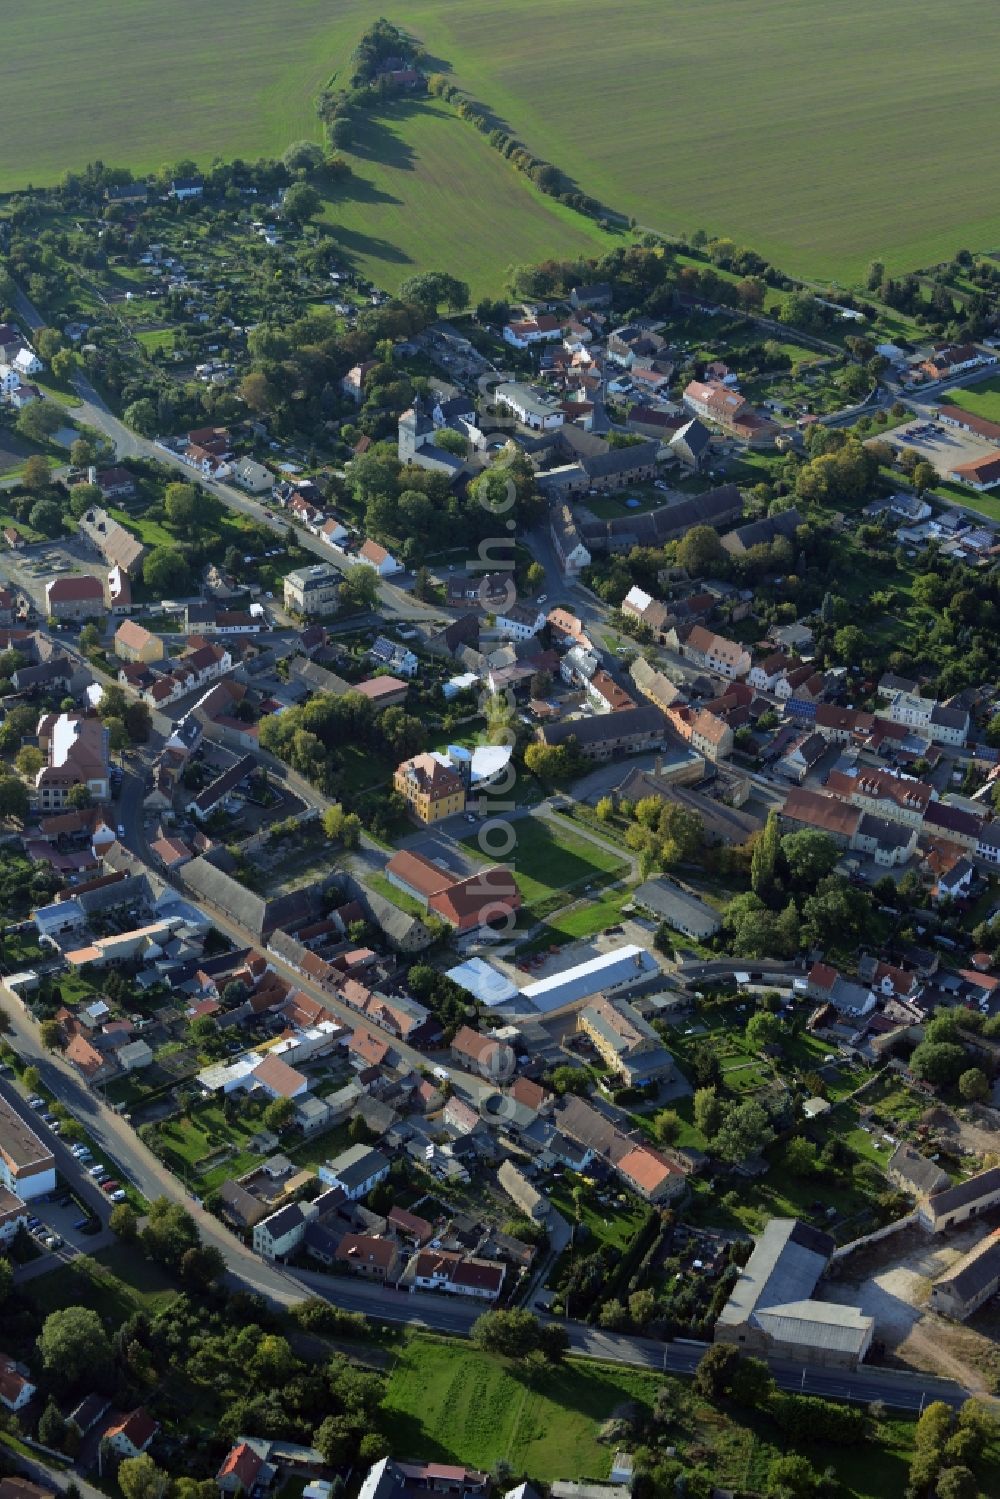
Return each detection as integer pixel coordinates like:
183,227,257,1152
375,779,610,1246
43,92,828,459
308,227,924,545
463,816,627,914
28,1244,179,1322
366,871,428,919
942,381,1000,425
150,1101,265,1193
383,1336,926,1496
6,2,1000,283
548,1182,647,1254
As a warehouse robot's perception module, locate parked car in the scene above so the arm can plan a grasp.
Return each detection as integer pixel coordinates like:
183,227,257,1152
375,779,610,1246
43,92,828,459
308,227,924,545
109,1190,127,1204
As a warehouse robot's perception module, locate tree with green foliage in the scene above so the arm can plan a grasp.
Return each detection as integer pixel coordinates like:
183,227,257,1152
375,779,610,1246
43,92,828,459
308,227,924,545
675,524,726,577
109,1202,138,1240
38,1398,69,1450
958,1067,989,1102
751,810,782,906
125,700,152,743
398,271,470,315
118,1456,170,1499
29,498,62,536
935,1468,977,1499
784,1137,818,1177
15,745,44,776
471,1308,542,1359
653,1109,681,1145
282,182,322,225
164,481,199,529
39,1019,61,1050
765,1454,819,1498
123,399,157,436
910,1041,968,1087
0,778,29,822
340,564,379,612
143,545,190,595
780,829,839,890
746,1010,782,1052
283,140,325,173
712,1098,774,1164
38,1307,112,1391
23,454,53,491
17,400,62,444
693,1085,723,1140
692,1343,741,1400
141,1196,199,1267
263,1096,295,1132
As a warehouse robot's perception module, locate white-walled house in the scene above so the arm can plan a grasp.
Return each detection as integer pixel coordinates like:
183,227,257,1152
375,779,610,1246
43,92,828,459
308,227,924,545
495,602,546,642
358,539,403,576
13,346,43,376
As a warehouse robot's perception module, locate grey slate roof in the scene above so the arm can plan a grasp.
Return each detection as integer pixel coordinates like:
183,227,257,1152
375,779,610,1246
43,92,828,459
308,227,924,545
717,1217,833,1329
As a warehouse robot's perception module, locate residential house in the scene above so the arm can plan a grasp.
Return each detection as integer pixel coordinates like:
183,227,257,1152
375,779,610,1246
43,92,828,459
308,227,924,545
503,314,563,349
370,636,418,676
537,705,664,762
393,752,466,823
408,1248,505,1300
233,458,273,493
283,564,341,618
252,1201,313,1260
336,1233,403,1282
358,539,403,576
549,503,592,576
45,575,104,621
216,1442,274,1496
498,1160,546,1221
578,995,677,1085
495,601,546,642
341,361,379,403
0,1354,35,1412
34,713,110,812
114,619,164,664
318,1144,390,1201
450,1025,503,1079
670,624,750,680
103,1408,158,1458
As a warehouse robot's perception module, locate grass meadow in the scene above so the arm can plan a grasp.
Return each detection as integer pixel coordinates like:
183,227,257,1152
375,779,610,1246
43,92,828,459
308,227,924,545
4,2,1000,285
943,380,1000,425
383,1336,924,1496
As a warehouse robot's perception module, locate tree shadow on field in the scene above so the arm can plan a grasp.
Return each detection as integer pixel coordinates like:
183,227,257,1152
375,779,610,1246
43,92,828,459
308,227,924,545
347,102,425,171
326,223,414,267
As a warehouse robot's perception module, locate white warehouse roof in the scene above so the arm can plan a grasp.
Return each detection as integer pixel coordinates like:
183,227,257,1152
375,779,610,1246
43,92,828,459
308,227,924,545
446,956,519,1007
519,944,659,1013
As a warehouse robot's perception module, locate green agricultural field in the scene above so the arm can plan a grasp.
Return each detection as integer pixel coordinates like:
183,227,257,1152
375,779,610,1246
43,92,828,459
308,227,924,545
943,380,1000,425
4,2,1000,285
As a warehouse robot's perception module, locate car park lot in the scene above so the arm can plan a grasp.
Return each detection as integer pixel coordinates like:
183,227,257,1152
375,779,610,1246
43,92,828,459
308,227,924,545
0,1078,113,1251
878,418,999,480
